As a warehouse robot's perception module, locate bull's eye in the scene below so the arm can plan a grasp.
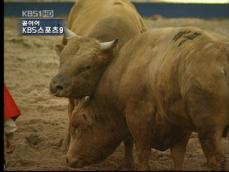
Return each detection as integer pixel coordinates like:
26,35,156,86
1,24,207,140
77,65,92,74
82,114,87,121
71,122,79,129
83,65,91,70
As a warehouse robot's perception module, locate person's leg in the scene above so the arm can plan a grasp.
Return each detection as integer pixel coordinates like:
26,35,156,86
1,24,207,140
4,119,17,153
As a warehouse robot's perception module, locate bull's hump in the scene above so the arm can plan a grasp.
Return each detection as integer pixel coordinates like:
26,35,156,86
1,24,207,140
113,1,123,6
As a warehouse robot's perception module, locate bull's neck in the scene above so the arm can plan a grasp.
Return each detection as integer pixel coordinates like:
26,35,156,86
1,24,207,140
90,97,128,136
87,16,142,112
88,30,112,42
87,73,122,128
87,16,137,48
87,18,118,40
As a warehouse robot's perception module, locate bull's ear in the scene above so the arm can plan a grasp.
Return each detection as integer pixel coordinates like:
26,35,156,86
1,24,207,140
55,44,64,56
100,39,119,52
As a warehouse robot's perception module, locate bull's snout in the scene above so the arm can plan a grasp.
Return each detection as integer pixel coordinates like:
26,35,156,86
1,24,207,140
49,74,71,97
66,156,85,168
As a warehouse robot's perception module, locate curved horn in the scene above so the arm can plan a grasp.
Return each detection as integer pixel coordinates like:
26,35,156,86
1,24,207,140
84,96,90,101
100,39,118,51
64,27,81,39
82,96,90,105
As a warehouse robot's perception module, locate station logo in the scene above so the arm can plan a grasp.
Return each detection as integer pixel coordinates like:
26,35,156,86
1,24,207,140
20,10,65,36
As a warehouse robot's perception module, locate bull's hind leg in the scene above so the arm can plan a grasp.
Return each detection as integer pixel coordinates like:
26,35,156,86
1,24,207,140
185,81,229,170
170,132,191,170
198,127,226,171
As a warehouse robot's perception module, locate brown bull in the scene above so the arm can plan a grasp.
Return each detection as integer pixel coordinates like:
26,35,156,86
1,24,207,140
66,27,229,170
49,0,147,167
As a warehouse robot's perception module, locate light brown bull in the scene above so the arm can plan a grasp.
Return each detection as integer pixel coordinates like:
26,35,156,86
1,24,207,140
64,27,229,170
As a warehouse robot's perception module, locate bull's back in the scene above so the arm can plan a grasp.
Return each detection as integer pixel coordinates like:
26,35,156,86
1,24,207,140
139,27,229,94
67,0,146,36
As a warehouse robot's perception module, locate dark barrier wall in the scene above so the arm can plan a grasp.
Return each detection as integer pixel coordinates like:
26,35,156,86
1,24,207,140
4,2,229,18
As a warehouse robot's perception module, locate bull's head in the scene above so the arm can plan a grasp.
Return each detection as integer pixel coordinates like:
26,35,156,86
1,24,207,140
49,28,118,98
66,97,122,168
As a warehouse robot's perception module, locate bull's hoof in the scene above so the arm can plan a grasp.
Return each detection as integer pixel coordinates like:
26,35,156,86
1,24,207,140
134,164,150,171
117,160,135,170
206,159,226,171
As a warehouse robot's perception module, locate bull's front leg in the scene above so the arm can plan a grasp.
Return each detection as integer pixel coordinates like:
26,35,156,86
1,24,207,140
61,98,75,152
121,136,135,169
135,144,151,170
125,99,155,170
170,132,191,170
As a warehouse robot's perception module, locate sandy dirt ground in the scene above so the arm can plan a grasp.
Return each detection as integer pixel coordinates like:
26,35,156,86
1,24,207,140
4,16,229,171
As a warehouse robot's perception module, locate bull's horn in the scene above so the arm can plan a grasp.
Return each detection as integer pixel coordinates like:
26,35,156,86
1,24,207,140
82,96,90,104
84,96,90,101
64,27,80,39
100,39,118,51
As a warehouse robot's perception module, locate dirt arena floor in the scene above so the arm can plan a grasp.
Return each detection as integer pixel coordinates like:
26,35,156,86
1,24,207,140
4,16,229,171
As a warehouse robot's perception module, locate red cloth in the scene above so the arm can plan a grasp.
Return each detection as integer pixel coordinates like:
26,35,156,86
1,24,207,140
4,84,20,121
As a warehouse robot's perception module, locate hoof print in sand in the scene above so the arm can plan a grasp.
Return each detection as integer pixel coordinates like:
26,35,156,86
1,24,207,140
25,134,43,148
